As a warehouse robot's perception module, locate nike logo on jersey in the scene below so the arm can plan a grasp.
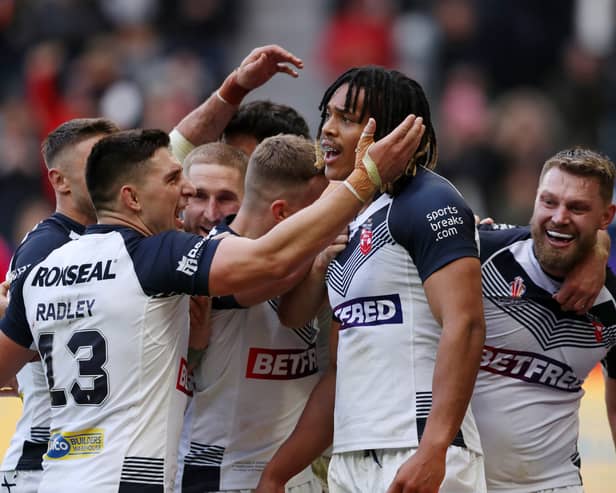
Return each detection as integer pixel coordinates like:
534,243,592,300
480,344,583,392
333,294,403,330
31,260,116,287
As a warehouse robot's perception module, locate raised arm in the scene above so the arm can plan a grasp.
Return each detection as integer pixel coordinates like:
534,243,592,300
0,332,38,391
208,116,425,296
387,257,485,493
171,44,303,160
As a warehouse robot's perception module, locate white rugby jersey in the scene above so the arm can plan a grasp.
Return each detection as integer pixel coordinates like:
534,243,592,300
472,227,616,492
2,213,84,474
0,225,220,493
177,219,320,491
326,167,482,454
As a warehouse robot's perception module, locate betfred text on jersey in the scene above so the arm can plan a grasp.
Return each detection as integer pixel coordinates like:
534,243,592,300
31,260,116,287
480,345,583,392
333,294,403,330
246,346,318,380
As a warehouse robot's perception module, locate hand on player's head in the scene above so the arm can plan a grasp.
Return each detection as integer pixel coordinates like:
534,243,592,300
354,115,425,189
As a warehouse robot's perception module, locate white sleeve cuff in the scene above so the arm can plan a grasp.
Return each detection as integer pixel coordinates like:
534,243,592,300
169,128,196,165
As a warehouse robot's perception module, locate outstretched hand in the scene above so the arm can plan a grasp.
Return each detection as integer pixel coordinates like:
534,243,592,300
355,115,425,187
236,45,303,91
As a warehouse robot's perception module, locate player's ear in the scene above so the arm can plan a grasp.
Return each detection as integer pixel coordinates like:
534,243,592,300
120,185,141,212
600,203,616,230
48,168,70,194
270,199,289,222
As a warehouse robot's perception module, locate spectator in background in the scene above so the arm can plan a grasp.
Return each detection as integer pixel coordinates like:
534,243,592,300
318,0,397,80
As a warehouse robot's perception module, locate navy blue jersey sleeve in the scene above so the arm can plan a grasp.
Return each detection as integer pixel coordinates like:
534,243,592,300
1,214,79,349
123,230,221,296
389,169,478,282
0,268,34,348
478,227,531,263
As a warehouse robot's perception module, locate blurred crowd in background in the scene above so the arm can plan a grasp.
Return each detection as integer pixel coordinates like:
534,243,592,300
0,0,615,274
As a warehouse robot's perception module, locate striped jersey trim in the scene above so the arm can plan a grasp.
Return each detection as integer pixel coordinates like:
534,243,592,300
183,442,224,467
120,456,164,485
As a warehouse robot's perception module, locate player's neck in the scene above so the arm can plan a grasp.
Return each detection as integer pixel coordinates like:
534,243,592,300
228,208,270,239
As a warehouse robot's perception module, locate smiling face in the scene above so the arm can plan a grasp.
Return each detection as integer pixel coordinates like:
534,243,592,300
319,83,369,182
530,166,615,277
137,147,196,235
183,163,244,236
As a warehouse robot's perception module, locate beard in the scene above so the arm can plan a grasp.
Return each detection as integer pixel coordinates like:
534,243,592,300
531,221,595,277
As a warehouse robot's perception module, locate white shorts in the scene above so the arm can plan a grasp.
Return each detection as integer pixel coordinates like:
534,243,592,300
0,470,43,493
328,447,486,493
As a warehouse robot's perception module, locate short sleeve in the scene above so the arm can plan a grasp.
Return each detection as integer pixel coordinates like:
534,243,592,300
389,169,478,282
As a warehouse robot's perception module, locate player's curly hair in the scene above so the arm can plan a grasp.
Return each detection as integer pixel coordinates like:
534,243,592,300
316,66,437,196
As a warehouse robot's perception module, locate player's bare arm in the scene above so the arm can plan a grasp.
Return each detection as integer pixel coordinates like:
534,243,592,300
555,230,610,313
173,45,303,153
0,332,38,389
256,321,339,492
387,257,485,493
277,233,347,327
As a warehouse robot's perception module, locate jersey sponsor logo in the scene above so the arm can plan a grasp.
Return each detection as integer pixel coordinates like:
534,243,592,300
510,276,526,298
177,237,207,276
176,357,193,396
46,429,104,460
333,294,403,330
35,298,95,321
31,260,116,287
7,263,30,283
587,313,605,342
426,205,465,242
480,344,583,392
246,346,318,380
359,219,373,255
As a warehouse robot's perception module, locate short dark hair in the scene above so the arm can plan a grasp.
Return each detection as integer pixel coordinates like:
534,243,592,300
540,147,616,203
223,100,311,142
317,66,437,195
86,129,170,210
42,118,120,168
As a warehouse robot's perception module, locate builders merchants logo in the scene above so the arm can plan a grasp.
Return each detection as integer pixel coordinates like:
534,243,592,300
46,429,104,460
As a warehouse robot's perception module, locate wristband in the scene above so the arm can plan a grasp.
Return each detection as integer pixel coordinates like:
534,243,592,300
169,128,196,164
343,180,365,204
217,70,250,106
362,144,382,189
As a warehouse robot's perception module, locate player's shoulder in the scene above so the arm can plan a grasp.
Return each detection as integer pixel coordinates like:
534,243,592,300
9,213,84,280
478,225,531,263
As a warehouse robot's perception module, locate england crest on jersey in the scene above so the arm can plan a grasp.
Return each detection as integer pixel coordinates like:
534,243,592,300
509,276,526,298
359,219,373,255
